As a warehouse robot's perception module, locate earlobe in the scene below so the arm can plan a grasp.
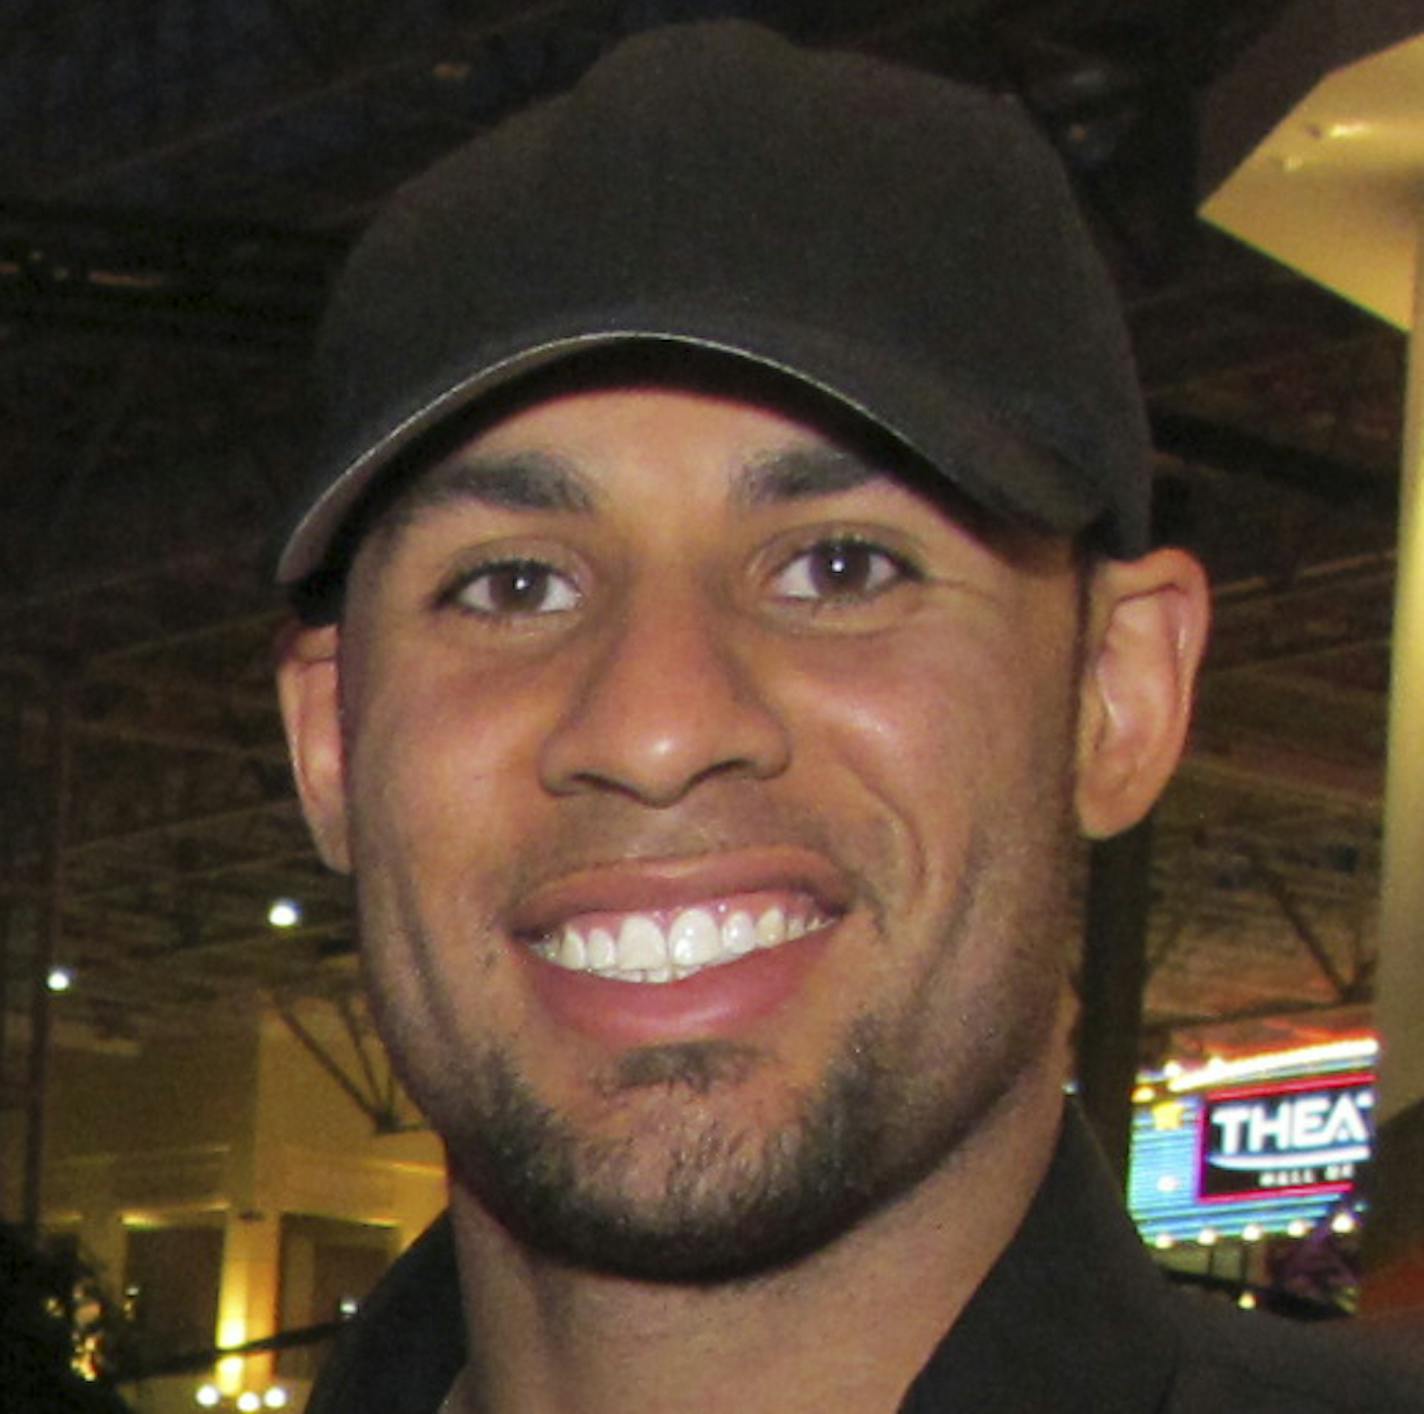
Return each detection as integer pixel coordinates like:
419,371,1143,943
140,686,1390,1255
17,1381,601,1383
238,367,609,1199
276,621,353,873
1074,548,1210,840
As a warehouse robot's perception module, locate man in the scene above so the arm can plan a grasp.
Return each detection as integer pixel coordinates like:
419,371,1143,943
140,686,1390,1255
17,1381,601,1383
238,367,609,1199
274,21,1418,1413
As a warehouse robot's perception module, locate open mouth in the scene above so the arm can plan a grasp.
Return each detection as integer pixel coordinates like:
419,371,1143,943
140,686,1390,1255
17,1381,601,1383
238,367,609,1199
529,895,837,985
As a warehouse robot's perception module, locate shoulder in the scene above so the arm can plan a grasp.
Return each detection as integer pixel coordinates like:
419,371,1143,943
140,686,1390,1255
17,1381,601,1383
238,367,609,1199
1165,1296,1424,1413
306,1214,464,1414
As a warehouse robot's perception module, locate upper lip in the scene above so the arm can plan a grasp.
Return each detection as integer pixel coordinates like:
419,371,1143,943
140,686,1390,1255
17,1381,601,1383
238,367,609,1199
507,845,853,938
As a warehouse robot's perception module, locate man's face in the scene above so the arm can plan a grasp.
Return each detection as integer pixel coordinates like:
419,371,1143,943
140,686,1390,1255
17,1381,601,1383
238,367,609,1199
306,384,1093,1279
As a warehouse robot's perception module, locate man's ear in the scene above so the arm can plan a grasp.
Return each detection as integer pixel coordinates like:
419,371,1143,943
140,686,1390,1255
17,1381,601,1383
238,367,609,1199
1075,548,1210,840
276,621,352,873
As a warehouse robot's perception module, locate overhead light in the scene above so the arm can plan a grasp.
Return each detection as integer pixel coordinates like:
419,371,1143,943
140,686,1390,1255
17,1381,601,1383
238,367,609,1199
195,1387,221,1409
267,899,302,929
237,1393,262,1413
264,1390,290,1409
47,966,73,992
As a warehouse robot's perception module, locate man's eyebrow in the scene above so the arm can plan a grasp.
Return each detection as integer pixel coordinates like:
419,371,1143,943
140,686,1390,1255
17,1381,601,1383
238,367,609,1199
732,446,881,508
385,451,597,530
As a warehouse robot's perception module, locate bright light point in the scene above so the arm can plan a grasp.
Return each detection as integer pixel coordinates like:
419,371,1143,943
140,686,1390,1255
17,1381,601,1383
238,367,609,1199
46,967,73,992
237,1393,262,1413
1163,1060,1184,1078
1288,1220,1309,1239
1331,1213,1357,1235
1242,1224,1263,1243
267,899,301,929
195,1387,221,1409
338,1297,359,1318
1132,1084,1155,1104
264,1390,290,1409
1156,1175,1180,1194
1198,1228,1219,1247
1238,1292,1258,1310
1153,1233,1174,1250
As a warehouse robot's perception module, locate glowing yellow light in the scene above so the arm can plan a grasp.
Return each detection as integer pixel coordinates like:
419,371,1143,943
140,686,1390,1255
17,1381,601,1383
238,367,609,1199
1132,1084,1156,1104
1288,1220,1309,1239
1238,1291,1258,1310
47,967,73,992
195,1386,222,1408
216,1312,247,1395
238,1394,262,1413
1166,1038,1378,1093
1242,1224,1264,1243
1198,1228,1219,1247
1153,1233,1174,1250
264,1390,290,1409
1151,1100,1186,1132
1331,1212,1357,1235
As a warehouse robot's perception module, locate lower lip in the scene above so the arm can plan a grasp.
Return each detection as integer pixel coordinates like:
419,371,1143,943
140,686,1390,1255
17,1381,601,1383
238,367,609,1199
523,928,833,1048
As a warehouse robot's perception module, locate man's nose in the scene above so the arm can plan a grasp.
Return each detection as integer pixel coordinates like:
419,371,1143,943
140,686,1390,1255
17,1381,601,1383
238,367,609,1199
537,583,792,806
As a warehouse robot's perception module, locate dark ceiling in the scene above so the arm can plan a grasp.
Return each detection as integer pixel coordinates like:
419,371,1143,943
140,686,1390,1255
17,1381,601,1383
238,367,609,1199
0,0,1409,1074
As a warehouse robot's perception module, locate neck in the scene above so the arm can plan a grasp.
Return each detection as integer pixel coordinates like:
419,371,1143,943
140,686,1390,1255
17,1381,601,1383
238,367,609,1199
445,1073,1066,1414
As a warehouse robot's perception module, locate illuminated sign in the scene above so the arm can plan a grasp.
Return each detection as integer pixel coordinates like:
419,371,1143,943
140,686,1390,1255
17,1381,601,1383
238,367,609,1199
1197,1073,1374,1203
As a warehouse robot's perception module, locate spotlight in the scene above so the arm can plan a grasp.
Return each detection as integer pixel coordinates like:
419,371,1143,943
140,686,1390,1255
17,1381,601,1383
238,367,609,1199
267,899,302,929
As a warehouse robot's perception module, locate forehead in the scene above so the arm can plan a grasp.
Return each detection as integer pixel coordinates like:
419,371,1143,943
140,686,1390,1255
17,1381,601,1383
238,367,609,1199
387,384,895,522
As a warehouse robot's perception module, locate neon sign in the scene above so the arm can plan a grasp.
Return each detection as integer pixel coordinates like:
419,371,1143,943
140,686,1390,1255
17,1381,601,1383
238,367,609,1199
1197,1073,1374,1203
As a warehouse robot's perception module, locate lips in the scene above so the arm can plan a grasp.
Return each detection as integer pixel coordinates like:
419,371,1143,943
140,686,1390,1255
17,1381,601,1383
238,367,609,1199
508,848,850,1040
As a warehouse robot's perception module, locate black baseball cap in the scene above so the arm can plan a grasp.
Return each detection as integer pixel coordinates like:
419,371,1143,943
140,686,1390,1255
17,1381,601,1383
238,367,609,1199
278,20,1151,591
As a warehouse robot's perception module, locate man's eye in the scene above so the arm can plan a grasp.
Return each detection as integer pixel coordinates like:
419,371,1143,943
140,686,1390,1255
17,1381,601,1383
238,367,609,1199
771,539,913,602
449,560,581,616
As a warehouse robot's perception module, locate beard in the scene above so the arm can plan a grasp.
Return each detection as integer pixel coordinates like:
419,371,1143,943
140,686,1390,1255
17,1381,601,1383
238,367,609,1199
441,1020,941,1284
372,813,1073,1286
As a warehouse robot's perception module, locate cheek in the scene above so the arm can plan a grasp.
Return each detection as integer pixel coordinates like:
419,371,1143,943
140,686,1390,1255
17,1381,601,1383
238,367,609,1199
786,625,1056,819
342,640,549,893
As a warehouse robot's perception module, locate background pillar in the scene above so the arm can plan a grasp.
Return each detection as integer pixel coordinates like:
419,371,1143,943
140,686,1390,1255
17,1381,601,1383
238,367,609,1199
1363,213,1424,1315
1077,818,1155,1188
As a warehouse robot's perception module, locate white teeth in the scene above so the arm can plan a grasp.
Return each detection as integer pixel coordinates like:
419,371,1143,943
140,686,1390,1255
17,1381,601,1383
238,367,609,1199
558,928,587,969
541,904,832,983
757,907,786,948
617,915,668,970
724,911,757,956
669,908,721,966
587,927,617,970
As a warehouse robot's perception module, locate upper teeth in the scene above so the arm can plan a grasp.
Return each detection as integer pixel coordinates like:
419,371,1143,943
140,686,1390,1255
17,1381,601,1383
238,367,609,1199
533,905,829,984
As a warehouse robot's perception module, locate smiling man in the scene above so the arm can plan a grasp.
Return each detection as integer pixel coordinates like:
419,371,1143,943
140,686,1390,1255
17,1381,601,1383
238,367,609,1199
274,20,1418,1414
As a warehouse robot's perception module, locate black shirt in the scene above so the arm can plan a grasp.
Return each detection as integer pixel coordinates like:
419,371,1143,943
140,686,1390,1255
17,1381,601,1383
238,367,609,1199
308,1110,1422,1412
